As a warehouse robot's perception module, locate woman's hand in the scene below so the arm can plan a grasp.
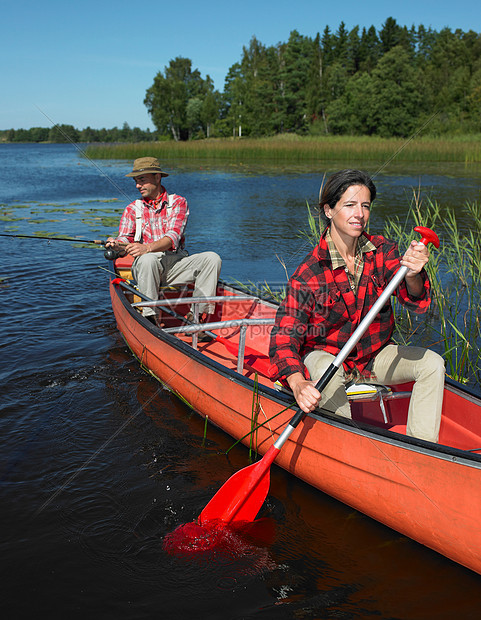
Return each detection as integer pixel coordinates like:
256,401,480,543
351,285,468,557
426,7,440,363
401,240,429,297
401,240,429,276
287,372,322,413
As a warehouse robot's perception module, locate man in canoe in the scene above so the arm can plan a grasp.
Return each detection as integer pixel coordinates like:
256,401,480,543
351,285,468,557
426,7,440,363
106,157,221,326
269,169,445,443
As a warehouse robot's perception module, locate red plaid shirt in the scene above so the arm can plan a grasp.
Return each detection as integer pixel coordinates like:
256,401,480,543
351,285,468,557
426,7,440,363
116,188,188,250
269,230,432,383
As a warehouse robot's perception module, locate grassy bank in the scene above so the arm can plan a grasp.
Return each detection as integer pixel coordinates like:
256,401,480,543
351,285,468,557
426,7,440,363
84,135,481,164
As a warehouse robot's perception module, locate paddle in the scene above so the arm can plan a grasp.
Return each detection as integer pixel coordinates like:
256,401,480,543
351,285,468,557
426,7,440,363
198,226,440,526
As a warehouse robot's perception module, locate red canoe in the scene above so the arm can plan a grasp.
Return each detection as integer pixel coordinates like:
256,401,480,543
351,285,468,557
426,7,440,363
110,255,481,575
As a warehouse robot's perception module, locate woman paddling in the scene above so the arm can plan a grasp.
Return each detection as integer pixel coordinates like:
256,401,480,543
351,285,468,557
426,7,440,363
269,169,445,443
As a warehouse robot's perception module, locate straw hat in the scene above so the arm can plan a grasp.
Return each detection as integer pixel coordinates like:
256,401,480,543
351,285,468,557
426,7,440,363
125,157,169,178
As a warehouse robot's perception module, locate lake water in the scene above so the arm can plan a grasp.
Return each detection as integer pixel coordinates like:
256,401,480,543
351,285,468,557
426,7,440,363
1,143,481,619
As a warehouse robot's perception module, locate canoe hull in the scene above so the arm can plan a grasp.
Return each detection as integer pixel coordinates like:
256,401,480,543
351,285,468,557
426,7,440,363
110,278,481,575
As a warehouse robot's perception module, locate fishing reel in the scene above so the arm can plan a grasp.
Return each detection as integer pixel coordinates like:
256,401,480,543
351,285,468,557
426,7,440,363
104,246,122,261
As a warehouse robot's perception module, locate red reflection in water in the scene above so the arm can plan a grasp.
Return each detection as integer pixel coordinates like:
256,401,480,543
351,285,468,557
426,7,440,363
163,518,275,557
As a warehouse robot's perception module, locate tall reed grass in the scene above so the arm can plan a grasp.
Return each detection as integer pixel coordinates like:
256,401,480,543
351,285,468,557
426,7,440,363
84,135,481,164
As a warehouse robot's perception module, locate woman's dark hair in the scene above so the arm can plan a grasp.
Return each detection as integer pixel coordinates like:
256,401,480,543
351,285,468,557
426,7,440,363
319,169,376,224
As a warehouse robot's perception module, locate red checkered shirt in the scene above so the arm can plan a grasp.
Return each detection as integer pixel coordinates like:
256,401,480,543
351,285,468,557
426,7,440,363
116,188,188,250
269,229,432,384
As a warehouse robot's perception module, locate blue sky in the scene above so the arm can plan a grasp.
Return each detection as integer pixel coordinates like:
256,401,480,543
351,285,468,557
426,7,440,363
1,0,479,130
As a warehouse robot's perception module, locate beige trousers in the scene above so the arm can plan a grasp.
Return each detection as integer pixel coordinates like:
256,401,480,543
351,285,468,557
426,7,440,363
132,250,222,317
304,344,445,442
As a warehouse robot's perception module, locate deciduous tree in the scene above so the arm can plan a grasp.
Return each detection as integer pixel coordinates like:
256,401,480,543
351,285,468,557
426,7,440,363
144,57,219,140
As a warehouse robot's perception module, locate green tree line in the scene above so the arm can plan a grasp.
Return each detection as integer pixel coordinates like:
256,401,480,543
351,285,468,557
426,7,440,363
0,123,156,144
3,18,481,143
146,18,481,139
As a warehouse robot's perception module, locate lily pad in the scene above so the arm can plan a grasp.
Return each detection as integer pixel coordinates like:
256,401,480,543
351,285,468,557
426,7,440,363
0,215,24,221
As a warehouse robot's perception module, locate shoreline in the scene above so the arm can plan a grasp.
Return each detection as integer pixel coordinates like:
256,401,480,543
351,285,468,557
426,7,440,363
83,135,481,164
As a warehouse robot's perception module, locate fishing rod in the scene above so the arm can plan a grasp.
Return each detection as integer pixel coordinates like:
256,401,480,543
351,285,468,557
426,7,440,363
0,232,106,245
0,232,126,260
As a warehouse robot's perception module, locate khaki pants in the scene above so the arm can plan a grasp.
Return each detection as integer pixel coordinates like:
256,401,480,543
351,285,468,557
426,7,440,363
132,250,222,317
304,344,445,442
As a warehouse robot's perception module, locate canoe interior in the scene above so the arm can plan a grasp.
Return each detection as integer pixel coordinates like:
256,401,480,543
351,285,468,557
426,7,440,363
112,255,481,456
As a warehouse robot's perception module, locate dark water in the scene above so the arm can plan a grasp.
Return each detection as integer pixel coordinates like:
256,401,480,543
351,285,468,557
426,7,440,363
1,143,481,619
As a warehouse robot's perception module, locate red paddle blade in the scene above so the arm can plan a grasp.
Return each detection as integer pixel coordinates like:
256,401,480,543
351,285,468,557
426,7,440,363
199,445,280,525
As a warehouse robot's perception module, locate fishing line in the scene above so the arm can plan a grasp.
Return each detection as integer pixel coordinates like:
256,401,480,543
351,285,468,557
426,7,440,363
349,418,443,511
97,264,129,279
29,274,209,515
32,289,197,516
34,104,136,203
371,111,440,180
20,109,211,517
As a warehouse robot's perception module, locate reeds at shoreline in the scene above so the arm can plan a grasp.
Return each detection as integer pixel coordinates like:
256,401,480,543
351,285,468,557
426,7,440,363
84,135,481,164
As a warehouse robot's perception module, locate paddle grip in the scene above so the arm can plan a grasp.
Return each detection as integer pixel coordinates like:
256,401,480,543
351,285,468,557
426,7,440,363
413,226,440,249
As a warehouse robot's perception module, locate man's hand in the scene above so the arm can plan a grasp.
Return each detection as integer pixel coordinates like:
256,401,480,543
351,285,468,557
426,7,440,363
124,242,150,258
105,237,127,257
105,236,172,258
